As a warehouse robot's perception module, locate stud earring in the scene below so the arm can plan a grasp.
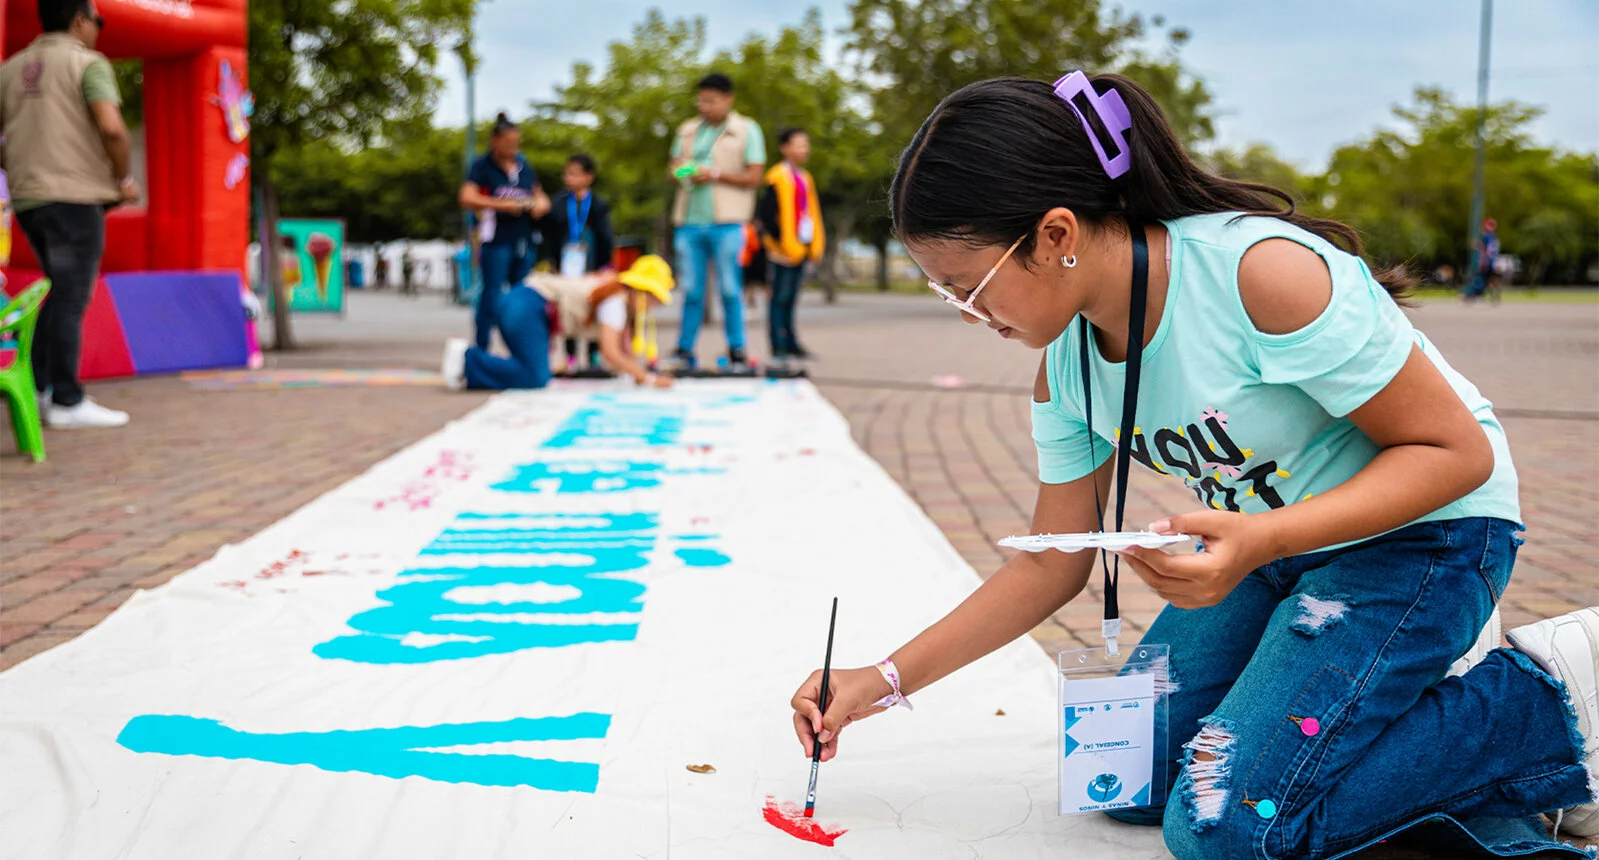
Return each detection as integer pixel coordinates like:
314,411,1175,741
1062,255,1077,269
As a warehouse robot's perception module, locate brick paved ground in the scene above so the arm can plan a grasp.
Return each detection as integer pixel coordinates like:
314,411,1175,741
1,288,1594,855
2,289,1595,670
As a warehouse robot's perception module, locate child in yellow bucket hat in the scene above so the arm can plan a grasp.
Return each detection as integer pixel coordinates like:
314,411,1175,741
594,254,675,388
441,255,677,390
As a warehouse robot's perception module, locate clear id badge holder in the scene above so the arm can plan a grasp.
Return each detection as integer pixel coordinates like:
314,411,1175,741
1057,636,1170,815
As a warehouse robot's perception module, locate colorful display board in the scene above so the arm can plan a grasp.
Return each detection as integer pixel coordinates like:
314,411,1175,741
276,219,346,314
0,382,1169,858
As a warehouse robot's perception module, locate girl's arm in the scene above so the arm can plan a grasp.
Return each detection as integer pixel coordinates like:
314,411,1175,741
597,324,669,388
1120,239,1495,608
791,378,1112,761
884,464,1111,698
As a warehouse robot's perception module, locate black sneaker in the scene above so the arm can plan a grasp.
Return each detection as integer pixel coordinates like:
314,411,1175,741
791,344,815,360
728,347,749,366
671,348,697,372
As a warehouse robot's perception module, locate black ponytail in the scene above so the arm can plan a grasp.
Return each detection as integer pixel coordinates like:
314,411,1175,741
491,112,517,137
891,75,1415,302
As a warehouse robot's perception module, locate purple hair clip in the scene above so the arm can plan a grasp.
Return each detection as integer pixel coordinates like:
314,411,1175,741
1052,71,1133,179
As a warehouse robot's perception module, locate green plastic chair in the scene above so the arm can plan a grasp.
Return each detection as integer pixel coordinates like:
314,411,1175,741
0,279,51,462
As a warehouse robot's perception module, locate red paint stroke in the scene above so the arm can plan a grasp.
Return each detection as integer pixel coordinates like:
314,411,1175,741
375,451,477,511
762,796,846,847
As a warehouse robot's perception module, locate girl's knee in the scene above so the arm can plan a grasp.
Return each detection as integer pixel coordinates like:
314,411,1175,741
1161,718,1255,860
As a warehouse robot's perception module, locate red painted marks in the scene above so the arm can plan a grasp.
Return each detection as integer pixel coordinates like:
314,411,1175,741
376,450,477,511
762,796,845,847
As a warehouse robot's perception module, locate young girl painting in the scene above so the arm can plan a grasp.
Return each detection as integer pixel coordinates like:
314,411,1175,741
789,72,1597,859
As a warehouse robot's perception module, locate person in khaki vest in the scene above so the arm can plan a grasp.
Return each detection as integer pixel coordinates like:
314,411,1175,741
668,73,765,371
0,0,140,429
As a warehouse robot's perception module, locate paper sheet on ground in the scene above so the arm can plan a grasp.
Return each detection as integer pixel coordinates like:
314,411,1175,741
0,380,1170,858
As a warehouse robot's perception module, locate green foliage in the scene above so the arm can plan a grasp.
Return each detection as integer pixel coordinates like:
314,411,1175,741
1307,87,1598,279
112,60,143,127
837,0,1213,271
272,125,468,241
258,2,1597,286
248,0,478,346
1200,143,1310,201
248,0,477,171
536,10,707,246
842,0,1213,149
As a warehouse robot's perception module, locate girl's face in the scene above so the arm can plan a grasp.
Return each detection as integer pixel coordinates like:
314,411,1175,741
906,233,1081,350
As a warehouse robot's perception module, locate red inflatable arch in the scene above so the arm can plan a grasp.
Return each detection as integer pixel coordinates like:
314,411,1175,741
4,0,252,378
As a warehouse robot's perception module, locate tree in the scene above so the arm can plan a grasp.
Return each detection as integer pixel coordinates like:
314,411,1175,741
249,0,478,348
841,0,1215,286
1200,143,1309,200
1308,88,1599,280
1518,208,1584,288
537,10,707,254
539,9,869,302
705,10,870,300
272,124,472,243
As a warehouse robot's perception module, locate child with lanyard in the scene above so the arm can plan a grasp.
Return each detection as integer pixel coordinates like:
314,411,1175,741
541,153,615,370
789,72,1599,859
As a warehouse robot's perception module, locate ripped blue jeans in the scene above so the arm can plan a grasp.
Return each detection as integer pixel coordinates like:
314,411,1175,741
1108,518,1594,859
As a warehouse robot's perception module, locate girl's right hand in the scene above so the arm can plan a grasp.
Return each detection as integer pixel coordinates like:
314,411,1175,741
790,666,894,762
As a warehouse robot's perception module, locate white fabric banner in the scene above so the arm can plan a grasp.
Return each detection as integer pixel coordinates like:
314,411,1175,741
0,381,1167,858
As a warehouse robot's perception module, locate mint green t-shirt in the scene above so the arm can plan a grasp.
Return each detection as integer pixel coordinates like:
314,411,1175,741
670,118,765,226
1032,212,1520,541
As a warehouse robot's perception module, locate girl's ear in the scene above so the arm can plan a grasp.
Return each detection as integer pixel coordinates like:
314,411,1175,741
1035,207,1081,264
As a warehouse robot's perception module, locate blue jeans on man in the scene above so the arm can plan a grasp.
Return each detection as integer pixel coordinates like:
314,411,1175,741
464,286,551,390
475,239,536,350
673,223,746,356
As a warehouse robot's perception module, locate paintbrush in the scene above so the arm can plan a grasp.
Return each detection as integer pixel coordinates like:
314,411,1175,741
803,597,839,819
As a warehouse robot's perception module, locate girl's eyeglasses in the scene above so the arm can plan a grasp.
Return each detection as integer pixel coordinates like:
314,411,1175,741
926,235,1026,323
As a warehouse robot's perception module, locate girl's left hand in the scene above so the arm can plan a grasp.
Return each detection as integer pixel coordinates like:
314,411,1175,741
1115,511,1283,609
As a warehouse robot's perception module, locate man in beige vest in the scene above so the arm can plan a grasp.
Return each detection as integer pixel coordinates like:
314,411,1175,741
668,72,764,371
0,0,140,429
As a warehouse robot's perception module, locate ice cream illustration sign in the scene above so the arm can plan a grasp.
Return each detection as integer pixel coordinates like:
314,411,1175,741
277,219,345,314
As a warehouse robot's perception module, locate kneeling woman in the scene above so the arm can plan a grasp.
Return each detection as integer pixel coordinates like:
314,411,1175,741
442,255,677,390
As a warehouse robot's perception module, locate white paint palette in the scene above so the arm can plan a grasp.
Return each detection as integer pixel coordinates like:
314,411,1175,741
999,531,1194,553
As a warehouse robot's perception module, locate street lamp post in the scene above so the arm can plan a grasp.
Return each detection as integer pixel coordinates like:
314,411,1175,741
1466,0,1493,275
460,49,479,306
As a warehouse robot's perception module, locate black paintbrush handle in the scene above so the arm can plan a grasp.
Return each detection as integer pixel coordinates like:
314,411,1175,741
812,597,839,762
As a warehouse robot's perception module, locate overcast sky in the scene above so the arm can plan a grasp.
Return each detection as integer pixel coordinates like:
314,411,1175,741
435,0,1598,168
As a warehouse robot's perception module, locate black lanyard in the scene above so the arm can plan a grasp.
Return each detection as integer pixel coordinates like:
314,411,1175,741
1077,222,1149,654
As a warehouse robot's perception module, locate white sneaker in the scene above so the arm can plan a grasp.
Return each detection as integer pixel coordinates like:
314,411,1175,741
1448,607,1502,678
1507,607,1599,836
441,338,469,391
45,398,129,429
